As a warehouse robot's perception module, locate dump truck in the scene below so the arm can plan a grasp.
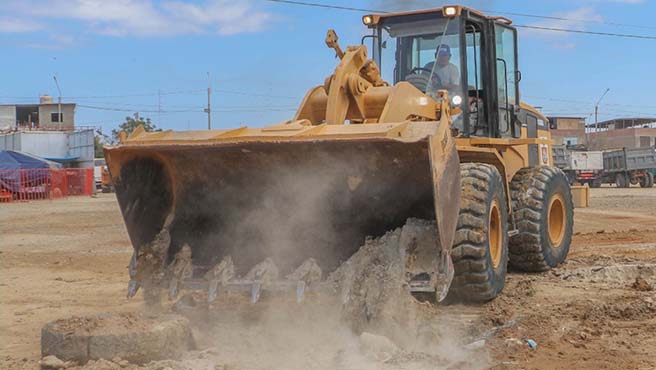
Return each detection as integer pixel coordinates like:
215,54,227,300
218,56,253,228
603,146,656,188
551,146,604,187
105,6,574,304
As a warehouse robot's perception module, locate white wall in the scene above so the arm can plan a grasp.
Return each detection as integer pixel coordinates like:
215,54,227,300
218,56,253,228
67,129,94,167
0,105,16,131
0,131,21,150
18,131,69,158
0,129,94,167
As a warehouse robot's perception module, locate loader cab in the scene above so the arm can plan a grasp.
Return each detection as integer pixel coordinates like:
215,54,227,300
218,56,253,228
365,6,521,138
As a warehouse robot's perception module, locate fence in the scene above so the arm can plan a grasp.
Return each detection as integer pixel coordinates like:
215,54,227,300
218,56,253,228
0,168,94,203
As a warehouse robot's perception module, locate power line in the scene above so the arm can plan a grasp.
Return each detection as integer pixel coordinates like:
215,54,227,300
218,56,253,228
514,25,656,40
68,89,206,99
525,95,656,110
478,9,656,31
75,100,206,109
264,0,384,13
262,0,656,40
78,104,297,114
1,88,299,103
213,89,299,100
77,104,201,113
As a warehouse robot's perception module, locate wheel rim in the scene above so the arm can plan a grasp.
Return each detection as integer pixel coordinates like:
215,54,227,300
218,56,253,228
489,200,502,269
548,194,566,246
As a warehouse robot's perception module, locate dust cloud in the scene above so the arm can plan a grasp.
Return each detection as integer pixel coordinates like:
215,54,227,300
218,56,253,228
171,160,488,369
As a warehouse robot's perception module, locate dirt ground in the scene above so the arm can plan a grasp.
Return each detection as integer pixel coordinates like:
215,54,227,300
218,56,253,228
1,187,655,369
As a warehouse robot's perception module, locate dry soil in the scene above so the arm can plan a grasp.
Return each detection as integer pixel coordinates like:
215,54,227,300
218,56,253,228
1,186,655,369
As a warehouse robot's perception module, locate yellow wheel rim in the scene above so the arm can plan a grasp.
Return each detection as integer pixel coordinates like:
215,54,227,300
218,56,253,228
548,194,566,247
489,200,502,269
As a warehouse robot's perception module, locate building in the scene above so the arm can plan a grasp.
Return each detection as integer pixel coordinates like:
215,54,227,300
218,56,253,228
0,95,76,131
0,96,93,168
546,116,587,146
587,117,656,151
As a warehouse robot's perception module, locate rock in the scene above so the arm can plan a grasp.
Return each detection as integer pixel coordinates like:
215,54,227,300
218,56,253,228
41,313,193,364
632,277,653,291
359,332,399,355
40,355,65,369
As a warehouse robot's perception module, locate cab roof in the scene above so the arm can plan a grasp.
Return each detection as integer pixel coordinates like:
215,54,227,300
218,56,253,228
365,6,512,27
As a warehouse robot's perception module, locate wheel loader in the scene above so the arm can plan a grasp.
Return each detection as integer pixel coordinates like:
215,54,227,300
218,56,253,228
105,5,574,304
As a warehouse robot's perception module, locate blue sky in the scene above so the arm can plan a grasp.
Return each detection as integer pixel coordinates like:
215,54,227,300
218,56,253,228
1,0,655,135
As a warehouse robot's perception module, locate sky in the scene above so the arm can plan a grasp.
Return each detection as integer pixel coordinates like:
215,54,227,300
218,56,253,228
1,0,655,136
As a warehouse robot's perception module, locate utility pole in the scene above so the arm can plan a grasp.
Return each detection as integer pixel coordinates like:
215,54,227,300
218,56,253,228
53,74,62,125
204,72,212,130
595,88,610,133
158,89,162,127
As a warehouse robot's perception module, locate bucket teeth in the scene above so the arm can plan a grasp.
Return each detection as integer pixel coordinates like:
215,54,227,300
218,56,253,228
127,253,140,298
251,281,262,303
286,258,322,284
168,244,193,299
245,258,279,303
287,258,322,303
208,280,220,303
173,257,328,304
205,256,235,303
244,258,279,284
295,281,306,303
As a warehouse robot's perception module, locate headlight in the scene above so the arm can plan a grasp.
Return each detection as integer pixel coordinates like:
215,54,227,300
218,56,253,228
443,6,457,17
362,15,373,25
451,95,463,106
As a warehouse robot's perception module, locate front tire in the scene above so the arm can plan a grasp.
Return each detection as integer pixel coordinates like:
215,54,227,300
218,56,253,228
508,166,574,272
449,163,508,302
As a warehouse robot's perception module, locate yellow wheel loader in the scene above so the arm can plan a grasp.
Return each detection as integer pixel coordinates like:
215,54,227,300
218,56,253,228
105,6,573,304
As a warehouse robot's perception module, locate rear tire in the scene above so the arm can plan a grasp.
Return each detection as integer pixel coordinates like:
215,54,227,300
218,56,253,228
590,178,602,188
508,166,573,272
449,163,508,302
615,173,629,188
639,172,653,188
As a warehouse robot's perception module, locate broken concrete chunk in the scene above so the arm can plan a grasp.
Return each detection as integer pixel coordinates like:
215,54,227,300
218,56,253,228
41,313,192,364
39,355,65,369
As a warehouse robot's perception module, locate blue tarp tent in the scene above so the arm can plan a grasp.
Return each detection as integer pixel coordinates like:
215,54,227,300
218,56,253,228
0,150,50,193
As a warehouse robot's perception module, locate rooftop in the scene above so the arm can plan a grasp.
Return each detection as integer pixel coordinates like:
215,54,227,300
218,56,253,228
0,103,76,107
586,117,656,129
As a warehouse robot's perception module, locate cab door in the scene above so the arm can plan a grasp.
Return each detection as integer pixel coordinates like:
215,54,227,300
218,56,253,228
494,24,520,138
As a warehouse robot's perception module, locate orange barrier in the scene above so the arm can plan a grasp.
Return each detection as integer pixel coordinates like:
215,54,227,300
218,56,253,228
0,168,94,203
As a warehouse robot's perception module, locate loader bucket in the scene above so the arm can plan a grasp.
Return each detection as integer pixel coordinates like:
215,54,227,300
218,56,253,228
105,121,460,298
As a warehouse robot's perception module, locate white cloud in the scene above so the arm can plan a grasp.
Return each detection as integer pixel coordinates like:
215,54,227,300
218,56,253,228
0,17,44,33
162,1,273,35
523,7,604,50
0,0,273,37
25,34,80,50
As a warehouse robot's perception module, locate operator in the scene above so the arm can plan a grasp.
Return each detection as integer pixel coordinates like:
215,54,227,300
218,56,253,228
424,44,460,92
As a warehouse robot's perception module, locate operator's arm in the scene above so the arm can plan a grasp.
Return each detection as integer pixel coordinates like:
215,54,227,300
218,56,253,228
443,64,461,91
